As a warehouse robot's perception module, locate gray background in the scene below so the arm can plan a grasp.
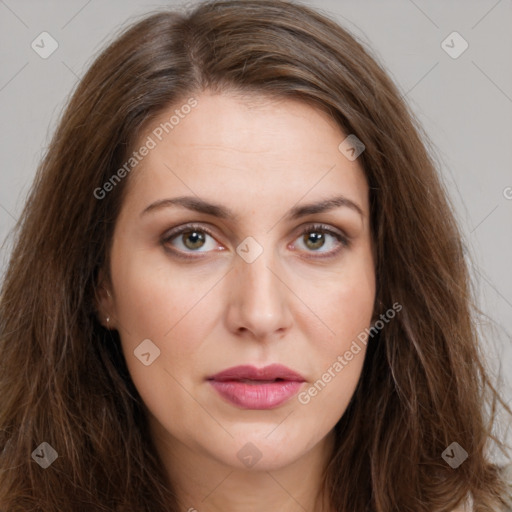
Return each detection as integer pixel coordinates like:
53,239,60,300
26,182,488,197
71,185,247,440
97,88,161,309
1,0,511,450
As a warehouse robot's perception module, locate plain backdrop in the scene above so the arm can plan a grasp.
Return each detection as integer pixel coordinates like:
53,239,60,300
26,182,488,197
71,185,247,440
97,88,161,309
1,0,511,448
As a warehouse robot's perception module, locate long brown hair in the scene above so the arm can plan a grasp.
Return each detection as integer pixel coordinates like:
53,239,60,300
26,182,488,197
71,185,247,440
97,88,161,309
1,1,510,510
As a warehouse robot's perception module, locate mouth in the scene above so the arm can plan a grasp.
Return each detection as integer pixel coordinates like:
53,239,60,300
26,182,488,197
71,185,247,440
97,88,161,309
207,364,306,410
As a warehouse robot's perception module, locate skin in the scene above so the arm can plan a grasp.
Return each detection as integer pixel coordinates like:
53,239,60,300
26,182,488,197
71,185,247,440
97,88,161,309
97,91,376,512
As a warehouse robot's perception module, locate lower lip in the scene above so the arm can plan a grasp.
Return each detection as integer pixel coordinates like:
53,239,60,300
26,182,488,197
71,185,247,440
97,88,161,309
209,380,304,409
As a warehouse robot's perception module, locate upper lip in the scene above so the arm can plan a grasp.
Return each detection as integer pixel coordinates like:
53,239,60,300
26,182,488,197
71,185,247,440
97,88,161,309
208,364,305,382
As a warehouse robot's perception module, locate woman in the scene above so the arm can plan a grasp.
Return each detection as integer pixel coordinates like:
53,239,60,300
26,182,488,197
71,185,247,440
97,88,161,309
0,0,510,510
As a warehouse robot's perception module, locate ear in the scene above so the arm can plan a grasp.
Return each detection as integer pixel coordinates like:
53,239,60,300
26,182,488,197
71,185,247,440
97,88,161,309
94,267,116,329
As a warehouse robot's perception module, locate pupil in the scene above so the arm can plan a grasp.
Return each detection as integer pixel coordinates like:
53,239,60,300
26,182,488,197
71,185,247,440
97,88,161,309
184,231,205,249
305,232,324,250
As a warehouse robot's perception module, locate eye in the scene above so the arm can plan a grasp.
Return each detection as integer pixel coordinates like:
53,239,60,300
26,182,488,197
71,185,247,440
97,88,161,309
162,224,221,257
161,222,350,260
292,223,349,258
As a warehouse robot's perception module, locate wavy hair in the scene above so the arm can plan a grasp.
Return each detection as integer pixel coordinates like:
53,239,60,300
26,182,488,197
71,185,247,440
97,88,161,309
1,1,511,510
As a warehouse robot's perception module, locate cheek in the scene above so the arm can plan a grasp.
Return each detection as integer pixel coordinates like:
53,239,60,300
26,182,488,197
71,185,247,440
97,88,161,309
295,249,375,410
302,249,375,353
110,256,214,436
306,280,372,401
110,251,224,397
295,280,373,436
332,276,375,340
111,250,221,343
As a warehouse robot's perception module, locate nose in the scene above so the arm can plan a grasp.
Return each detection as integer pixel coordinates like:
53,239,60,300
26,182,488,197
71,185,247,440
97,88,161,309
224,245,294,341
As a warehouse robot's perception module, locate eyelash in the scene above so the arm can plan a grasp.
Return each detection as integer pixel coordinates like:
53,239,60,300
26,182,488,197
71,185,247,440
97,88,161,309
161,223,350,260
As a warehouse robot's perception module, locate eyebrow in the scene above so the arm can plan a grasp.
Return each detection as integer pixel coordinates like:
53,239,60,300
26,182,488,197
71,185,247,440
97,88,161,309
140,194,364,220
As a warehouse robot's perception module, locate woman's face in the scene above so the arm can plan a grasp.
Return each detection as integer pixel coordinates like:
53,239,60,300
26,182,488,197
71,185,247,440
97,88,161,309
100,91,375,472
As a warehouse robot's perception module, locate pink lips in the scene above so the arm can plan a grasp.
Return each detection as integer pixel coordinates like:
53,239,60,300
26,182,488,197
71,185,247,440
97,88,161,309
207,364,306,410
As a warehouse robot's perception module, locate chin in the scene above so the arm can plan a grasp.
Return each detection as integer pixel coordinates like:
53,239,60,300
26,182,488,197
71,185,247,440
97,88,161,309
209,428,322,472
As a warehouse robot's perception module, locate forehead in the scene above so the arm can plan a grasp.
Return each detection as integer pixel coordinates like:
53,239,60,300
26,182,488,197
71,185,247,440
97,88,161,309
122,91,369,216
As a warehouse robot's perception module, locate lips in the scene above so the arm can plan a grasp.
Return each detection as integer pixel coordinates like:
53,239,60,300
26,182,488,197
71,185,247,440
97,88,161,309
207,364,306,410
208,364,306,382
